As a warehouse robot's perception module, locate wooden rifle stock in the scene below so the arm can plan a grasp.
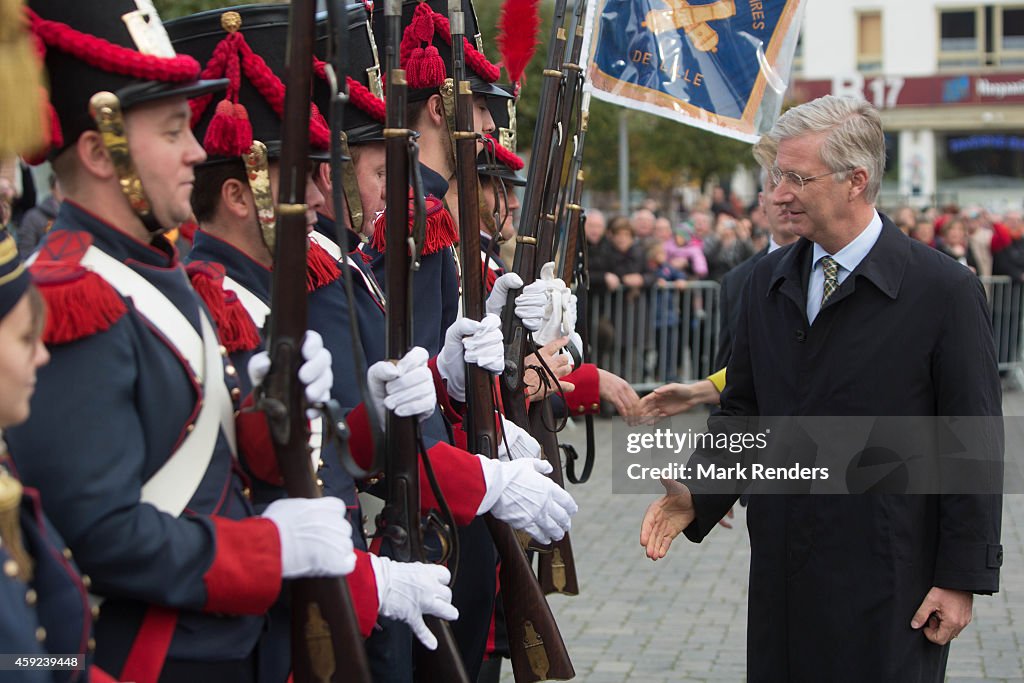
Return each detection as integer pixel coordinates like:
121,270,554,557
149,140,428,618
259,2,371,681
377,3,469,680
499,0,570,412
447,5,573,678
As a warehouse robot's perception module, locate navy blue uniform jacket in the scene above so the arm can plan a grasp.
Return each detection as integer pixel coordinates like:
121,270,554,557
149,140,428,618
8,203,284,680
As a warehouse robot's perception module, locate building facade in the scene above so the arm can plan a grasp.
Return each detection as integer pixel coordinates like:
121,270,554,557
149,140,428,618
788,0,1024,211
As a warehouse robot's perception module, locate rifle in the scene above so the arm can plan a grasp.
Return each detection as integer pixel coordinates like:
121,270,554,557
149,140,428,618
553,88,596,492
376,1,469,680
518,0,590,599
258,1,372,681
448,3,573,678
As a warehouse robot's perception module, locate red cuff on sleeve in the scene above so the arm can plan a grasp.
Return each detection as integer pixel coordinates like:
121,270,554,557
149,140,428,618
235,394,284,486
203,516,282,614
419,443,486,525
562,363,601,415
345,550,380,638
346,403,377,473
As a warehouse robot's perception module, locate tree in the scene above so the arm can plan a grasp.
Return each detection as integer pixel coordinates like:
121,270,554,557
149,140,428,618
155,0,269,20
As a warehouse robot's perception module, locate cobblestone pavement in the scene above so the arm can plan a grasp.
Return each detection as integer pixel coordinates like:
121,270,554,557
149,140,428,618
499,392,1024,683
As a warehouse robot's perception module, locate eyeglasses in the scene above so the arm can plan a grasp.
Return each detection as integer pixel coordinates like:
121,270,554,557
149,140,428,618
769,166,855,192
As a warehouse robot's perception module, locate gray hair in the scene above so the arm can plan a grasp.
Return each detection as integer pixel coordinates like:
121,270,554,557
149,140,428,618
766,95,885,203
752,135,777,189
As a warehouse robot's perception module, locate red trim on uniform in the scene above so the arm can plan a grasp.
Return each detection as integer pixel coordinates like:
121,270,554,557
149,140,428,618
236,395,284,486
306,239,342,292
369,195,457,255
30,230,128,345
562,363,600,415
345,551,380,638
345,402,377,473
186,262,262,353
119,606,178,683
420,442,485,526
202,516,282,614
89,665,118,683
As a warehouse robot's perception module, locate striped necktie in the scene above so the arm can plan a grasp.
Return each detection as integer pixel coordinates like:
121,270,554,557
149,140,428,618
821,255,839,305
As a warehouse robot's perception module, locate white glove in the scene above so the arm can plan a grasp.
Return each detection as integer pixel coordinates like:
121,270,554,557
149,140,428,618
519,262,575,348
436,315,505,402
247,331,333,419
474,456,578,544
367,347,436,424
262,497,356,578
497,415,542,461
369,555,459,650
513,276,553,333
485,272,523,318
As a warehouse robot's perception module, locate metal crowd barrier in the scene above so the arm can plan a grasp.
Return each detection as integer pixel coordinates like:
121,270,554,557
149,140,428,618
586,281,721,393
585,276,1024,392
982,275,1024,384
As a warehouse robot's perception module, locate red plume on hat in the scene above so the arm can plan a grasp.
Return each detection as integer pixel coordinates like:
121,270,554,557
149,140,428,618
497,0,541,90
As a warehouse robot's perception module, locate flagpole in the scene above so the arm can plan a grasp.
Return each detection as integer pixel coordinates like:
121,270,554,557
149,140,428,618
618,108,629,213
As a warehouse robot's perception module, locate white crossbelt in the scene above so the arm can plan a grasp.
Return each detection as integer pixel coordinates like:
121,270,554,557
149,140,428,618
309,230,386,306
79,246,236,517
222,274,270,330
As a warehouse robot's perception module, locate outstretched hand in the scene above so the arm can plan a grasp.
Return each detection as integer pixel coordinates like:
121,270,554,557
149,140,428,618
640,478,695,560
638,380,719,420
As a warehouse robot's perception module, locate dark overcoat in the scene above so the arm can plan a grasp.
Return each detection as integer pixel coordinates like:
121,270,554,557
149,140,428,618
686,216,1004,682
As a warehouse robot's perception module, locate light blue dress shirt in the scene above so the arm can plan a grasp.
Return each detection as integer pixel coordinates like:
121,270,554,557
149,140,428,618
806,210,883,323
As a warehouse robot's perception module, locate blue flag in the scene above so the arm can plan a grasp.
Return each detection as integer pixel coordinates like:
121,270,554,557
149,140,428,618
584,0,805,141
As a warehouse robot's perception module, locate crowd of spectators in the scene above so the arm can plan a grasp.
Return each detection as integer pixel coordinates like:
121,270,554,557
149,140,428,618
585,192,1023,293
582,189,1024,380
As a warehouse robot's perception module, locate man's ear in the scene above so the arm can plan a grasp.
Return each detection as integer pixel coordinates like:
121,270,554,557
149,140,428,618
427,94,445,127
75,131,115,180
849,167,870,201
315,161,332,193
221,178,251,219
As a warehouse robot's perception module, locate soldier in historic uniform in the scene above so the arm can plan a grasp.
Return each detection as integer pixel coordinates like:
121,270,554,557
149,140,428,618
7,3,361,681
169,6,577,681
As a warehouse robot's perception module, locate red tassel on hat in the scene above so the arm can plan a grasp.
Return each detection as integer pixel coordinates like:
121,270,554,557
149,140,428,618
204,99,253,157
400,2,447,90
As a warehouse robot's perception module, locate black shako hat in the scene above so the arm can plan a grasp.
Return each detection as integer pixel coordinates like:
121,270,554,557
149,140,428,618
166,3,330,162
312,3,386,145
478,83,525,186
27,0,225,160
371,0,510,102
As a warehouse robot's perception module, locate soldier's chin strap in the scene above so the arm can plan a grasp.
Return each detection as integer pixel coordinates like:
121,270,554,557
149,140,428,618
242,141,277,252
89,92,164,236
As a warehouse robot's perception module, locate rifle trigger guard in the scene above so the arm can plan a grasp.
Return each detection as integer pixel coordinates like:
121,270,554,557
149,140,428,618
423,510,453,566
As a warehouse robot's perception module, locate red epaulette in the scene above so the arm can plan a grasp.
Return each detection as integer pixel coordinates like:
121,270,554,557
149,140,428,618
306,239,342,292
185,261,262,353
369,195,458,256
29,230,127,346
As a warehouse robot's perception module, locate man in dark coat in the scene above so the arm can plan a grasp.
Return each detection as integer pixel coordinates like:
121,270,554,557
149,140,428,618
641,95,1003,682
